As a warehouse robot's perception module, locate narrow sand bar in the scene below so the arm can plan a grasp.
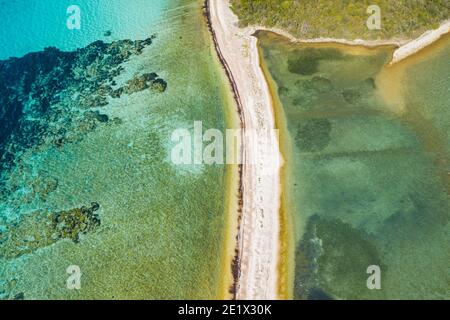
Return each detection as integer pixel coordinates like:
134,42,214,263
208,0,282,299
391,21,450,64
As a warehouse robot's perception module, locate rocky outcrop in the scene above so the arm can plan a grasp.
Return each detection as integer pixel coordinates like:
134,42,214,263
0,202,101,259
122,72,167,95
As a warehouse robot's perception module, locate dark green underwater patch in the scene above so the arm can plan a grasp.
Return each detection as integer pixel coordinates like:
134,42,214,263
294,215,386,300
287,48,344,75
295,118,332,152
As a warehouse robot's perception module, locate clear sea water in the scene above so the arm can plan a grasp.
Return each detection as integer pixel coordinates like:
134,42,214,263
0,0,169,59
0,0,235,299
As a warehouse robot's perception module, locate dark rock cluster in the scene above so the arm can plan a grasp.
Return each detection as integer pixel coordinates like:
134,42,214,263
123,72,167,95
0,202,101,259
52,202,101,243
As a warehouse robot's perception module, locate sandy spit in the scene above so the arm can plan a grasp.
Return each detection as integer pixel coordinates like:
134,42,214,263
207,0,283,300
235,20,450,65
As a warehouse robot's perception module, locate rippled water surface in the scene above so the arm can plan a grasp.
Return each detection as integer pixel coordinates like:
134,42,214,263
0,0,234,299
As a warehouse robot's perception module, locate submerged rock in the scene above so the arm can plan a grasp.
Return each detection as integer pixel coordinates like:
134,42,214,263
96,113,109,122
151,78,168,93
91,202,100,211
123,72,167,94
0,203,101,259
110,87,123,99
287,48,344,76
52,203,101,243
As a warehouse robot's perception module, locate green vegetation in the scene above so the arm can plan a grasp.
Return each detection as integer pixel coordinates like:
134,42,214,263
231,0,449,39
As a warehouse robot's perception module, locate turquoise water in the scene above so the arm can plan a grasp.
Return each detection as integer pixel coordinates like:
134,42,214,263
0,0,168,59
0,0,233,299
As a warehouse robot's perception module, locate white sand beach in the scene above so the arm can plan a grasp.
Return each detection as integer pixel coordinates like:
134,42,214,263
208,0,283,300
391,20,450,64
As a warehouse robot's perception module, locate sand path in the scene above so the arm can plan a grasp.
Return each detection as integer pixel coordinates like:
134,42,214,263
208,0,282,300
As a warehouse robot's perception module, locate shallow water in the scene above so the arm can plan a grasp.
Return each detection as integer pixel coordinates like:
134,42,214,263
258,31,450,299
0,0,235,299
